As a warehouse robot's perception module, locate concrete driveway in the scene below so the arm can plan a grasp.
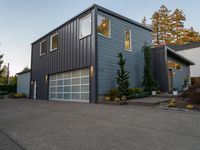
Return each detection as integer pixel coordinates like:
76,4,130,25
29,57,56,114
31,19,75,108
0,99,200,150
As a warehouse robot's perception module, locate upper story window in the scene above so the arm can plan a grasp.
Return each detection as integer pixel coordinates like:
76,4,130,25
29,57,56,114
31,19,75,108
40,40,47,56
124,28,132,51
50,33,58,51
97,14,110,38
80,13,91,38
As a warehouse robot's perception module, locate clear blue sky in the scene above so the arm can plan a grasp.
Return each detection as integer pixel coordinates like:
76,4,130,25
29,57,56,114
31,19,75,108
0,0,199,75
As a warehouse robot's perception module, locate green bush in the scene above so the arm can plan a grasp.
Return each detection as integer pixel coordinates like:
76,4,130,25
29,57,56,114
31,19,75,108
0,91,9,95
107,88,119,101
128,88,143,95
127,91,150,99
9,93,26,98
0,85,16,93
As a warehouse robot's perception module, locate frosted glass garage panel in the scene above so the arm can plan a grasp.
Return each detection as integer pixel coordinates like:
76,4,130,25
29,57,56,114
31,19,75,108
49,68,89,102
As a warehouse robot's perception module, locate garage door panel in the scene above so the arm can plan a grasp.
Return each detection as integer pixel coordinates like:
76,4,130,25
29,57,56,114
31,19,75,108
49,68,89,102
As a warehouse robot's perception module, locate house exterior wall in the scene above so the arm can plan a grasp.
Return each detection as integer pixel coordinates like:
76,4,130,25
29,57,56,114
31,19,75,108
17,72,30,97
151,47,168,92
177,47,200,78
97,10,152,96
167,56,190,91
30,8,97,102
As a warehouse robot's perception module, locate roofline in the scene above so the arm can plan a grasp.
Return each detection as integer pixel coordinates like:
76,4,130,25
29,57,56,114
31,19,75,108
165,46,195,65
32,4,152,45
17,69,31,75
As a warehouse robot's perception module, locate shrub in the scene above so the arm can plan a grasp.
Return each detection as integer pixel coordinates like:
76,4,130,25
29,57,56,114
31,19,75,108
114,97,120,102
107,88,119,101
121,96,127,101
104,96,111,101
127,91,149,99
9,93,26,98
182,84,200,104
128,88,143,95
0,91,9,95
0,85,16,93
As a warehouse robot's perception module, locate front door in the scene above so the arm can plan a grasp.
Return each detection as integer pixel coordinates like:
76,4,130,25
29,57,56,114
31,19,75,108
168,69,173,93
33,81,37,99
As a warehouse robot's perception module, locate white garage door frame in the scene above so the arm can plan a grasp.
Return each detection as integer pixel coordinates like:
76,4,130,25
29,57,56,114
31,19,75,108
49,68,90,102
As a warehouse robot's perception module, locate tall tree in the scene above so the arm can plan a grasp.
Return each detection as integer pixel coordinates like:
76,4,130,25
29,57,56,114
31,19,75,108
116,53,129,97
142,43,154,92
152,12,161,46
158,5,171,45
171,9,186,44
141,16,147,26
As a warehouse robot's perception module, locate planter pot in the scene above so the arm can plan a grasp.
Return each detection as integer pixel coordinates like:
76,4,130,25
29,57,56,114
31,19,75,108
173,91,178,96
152,91,156,95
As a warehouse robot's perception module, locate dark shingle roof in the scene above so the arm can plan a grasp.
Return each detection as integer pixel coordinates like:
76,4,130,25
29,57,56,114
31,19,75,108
167,42,200,51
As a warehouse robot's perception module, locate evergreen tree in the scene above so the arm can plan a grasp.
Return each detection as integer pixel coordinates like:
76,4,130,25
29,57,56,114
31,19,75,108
141,16,147,26
152,12,160,46
142,43,154,92
171,9,186,44
116,53,129,97
158,5,171,45
151,5,200,46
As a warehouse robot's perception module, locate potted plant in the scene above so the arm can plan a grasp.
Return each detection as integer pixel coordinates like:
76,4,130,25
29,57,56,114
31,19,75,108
173,88,178,95
151,81,159,96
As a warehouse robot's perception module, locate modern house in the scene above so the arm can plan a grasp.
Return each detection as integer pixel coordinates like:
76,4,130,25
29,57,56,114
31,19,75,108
17,69,31,97
152,45,194,93
167,42,200,84
30,4,152,103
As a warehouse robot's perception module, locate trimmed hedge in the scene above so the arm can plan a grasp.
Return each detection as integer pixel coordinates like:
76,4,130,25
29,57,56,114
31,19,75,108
0,85,16,93
127,91,150,99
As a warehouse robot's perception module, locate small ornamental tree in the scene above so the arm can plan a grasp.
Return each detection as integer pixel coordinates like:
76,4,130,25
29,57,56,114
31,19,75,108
142,42,154,92
116,53,129,97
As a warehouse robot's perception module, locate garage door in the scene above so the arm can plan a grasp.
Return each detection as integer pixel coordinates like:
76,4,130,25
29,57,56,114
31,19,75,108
49,68,89,102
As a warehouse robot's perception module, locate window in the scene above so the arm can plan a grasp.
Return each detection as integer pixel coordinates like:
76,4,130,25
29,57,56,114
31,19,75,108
80,14,91,38
50,33,58,51
40,40,47,56
97,14,110,38
168,61,176,69
124,28,131,51
176,64,182,70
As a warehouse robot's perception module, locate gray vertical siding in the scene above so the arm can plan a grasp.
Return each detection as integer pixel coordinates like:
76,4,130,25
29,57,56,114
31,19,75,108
152,47,168,92
30,9,97,102
167,55,190,91
97,11,152,96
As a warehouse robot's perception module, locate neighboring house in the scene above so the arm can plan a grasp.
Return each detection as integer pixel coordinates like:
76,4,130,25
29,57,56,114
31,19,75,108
17,70,31,97
167,42,200,84
152,45,194,93
30,4,152,103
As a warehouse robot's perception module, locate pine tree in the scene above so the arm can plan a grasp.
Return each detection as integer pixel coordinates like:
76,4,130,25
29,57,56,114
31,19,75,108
142,43,154,92
152,11,160,46
116,53,129,97
141,16,147,26
171,9,186,44
158,5,171,45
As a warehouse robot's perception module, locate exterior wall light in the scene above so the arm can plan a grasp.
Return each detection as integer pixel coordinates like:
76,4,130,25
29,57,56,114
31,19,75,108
45,75,48,83
90,65,94,77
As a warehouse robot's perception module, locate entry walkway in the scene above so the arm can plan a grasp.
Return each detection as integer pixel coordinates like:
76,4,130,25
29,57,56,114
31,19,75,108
127,97,169,106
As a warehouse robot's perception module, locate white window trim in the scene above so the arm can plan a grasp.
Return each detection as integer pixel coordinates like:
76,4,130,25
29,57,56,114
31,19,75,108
79,13,92,39
50,33,58,51
124,27,132,52
97,14,111,39
40,40,47,56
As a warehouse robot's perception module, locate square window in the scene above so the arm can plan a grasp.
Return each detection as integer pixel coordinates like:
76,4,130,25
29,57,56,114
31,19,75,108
72,86,80,92
97,14,110,38
72,93,80,100
40,40,47,56
64,93,71,99
50,33,58,51
80,14,91,38
125,28,132,51
81,93,89,100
